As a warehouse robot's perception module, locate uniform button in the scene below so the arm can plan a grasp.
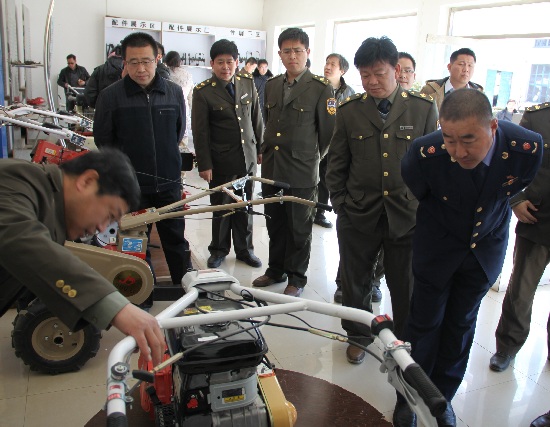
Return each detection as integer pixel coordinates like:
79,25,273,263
477,207,483,212
383,190,389,196
236,104,239,109
384,134,389,139
407,135,411,140
545,143,549,148
276,132,281,137
68,289,77,298
443,196,448,201
471,243,476,249
383,172,389,177
476,221,482,226
242,140,245,144
511,140,516,146
473,233,479,237
300,108,303,112
56,280,64,288
62,285,71,294
238,117,241,120
241,128,244,132
383,152,388,158
506,191,511,196
275,146,279,151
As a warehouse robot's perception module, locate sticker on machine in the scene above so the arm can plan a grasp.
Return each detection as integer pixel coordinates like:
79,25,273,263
121,237,143,252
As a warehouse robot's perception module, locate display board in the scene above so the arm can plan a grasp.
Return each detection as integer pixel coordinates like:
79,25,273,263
104,17,161,59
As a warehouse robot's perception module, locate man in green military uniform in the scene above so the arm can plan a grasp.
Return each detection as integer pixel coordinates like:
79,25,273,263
252,27,336,297
192,39,264,270
326,36,438,365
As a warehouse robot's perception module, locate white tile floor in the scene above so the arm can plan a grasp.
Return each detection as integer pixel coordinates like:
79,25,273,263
0,163,549,426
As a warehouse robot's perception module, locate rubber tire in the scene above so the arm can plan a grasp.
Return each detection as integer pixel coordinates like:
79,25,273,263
12,299,101,374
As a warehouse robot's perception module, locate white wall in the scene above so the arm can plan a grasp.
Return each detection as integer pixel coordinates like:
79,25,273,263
18,0,264,107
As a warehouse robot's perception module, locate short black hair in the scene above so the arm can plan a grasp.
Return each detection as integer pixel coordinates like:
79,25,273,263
326,53,350,73
354,36,398,68
66,54,76,61
278,27,309,49
257,59,268,67
398,52,416,71
439,89,492,125
210,39,239,61
121,32,158,60
156,42,165,57
164,51,181,68
59,148,141,211
246,57,257,65
450,48,476,63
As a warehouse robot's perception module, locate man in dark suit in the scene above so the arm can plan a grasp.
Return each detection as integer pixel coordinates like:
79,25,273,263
326,36,438,365
489,102,550,373
396,89,542,427
252,27,336,297
192,39,264,269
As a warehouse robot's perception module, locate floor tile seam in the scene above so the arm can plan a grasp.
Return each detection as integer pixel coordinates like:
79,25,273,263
454,372,531,396
24,382,106,397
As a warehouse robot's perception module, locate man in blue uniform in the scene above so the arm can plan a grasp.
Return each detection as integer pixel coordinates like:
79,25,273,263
395,89,542,427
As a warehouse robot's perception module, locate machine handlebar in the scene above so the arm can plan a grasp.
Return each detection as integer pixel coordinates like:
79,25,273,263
403,363,447,417
106,413,128,427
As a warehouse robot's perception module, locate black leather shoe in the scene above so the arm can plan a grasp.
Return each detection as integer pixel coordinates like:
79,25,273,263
346,345,366,364
334,288,342,303
314,216,333,228
372,285,382,302
283,285,303,297
252,274,287,287
531,411,550,427
393,400,417,427
437,402,456,427
236,253,262,268
490,351,513,372
207,255,225,268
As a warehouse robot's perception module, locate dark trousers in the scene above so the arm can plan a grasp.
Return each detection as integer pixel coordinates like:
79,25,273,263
262,184,316,288
336,211,413,342
406,251,492,401
208,173,254,258
496,235,550,357
140,187,191,285
315,156,330,218
335,249,384,288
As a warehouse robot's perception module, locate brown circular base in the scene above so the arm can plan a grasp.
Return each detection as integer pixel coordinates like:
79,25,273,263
85,369,391,426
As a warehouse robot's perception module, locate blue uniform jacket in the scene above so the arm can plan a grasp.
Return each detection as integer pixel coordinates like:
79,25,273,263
401,120,542,285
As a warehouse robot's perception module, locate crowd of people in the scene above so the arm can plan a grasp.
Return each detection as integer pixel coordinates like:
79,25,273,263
9,28,548,427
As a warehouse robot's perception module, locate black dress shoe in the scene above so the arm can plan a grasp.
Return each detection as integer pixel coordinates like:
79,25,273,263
393,400,417,427
531,411,550,427
346,345,366,364
283,285,303,297
252,274,287,287
372,285,382,302
436,402,456,427
490,351,513,372
207,255,225,268
314,216,333,228
236,253,262,268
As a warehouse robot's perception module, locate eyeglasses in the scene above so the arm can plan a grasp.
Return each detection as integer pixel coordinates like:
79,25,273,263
126,59,156,67
400,69,415,74
280,48,307,56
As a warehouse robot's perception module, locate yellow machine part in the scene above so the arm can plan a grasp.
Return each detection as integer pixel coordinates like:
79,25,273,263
258,371,297,427
65,241,154,305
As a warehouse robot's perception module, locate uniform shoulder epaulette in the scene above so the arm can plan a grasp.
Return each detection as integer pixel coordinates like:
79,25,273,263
338,93,363,107
505,129,542,156
311,74,330,85
195,79,213,90
268,74,283,82
524,102,550,113
407,90,434,103
236,71,253,79
415,138,448,160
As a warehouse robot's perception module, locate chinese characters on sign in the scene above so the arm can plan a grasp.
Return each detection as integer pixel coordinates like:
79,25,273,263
163,23,211,34
106,17,161,31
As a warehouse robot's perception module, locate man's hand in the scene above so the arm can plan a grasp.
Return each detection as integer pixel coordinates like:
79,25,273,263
512,200,538,224
199,169,212,182
257,154,262,165
77,79,86,86
111,304,165,366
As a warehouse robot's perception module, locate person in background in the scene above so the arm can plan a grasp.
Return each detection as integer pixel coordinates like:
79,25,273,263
252,59,273,122
243,57,258,74
496,99,519,122
397,52,416,90
421,48,483,111
397,89,542,427
155,42,170,79
192,39,264,270
0,149,165,366
165,51,194,149
94,32,191,309
84,46,124,108
57,54,89,111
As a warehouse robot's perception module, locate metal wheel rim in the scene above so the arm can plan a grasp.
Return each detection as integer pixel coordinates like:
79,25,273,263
31,317,85,361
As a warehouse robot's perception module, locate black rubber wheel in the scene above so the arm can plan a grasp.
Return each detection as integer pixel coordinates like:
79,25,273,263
11,299,102,374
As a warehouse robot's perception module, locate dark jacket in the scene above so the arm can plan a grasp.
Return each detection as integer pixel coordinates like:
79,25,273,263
93,73,185,194
57,65,89,92
334,76,355,104
253,68,273,121
402,120,542,285
157,62,170,79
84,56,123,108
